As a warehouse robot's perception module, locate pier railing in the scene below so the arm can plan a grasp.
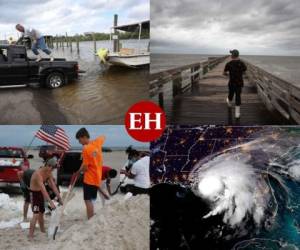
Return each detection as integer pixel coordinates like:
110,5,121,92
150,56,228,107
245,61,300,123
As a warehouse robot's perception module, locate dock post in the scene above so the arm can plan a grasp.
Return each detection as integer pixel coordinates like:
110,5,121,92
66,32,69,47
70,36,73,52
76,36,80,54
158,92,164,108
191,64,200,86
173,73,182,97
56,35,58,49
113,14,119,52
93,33,96,53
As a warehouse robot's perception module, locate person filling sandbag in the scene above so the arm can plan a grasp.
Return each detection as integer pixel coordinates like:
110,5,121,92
18,168,34,222
120,150,150,196
98,166,117,200
18,164,61,222
75,127,105,219
28,157,63,239
15,24,54,62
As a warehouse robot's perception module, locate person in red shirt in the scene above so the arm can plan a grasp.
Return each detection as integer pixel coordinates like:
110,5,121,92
76,128,105,219
98,166,117,200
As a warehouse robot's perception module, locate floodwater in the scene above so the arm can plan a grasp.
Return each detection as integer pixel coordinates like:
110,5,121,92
151,53,300,86
0,40,149,124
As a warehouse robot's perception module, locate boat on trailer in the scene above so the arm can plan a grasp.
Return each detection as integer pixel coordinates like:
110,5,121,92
98,20,150,68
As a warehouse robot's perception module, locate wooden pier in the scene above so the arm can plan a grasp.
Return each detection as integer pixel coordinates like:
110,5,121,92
150,57,299,125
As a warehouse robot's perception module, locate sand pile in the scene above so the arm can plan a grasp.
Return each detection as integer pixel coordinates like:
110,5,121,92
24,195,149,250
0,193,23,226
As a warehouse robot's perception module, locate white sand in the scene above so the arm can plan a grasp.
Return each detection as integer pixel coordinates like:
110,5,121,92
0,194,149,250
0,193,23,223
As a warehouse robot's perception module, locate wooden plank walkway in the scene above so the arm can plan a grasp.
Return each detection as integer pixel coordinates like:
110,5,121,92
164,58,290,125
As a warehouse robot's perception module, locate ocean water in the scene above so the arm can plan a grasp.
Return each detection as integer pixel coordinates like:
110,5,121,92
242,55,300,86
150,53,209,74
151,53,300,86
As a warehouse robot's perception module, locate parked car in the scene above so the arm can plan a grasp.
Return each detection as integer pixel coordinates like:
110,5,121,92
57,150,83,186
0,45,83,88
39,145,64,161
0,147,33,185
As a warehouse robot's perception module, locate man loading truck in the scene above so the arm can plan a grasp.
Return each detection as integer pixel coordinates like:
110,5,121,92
15,24,54,62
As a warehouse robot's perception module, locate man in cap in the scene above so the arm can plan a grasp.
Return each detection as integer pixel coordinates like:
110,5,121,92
223,49,247,119
28,157,63,239
15,24,54,62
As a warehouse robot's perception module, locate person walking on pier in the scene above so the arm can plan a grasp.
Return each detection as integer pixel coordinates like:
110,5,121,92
223,49,247,119
15,24,54,62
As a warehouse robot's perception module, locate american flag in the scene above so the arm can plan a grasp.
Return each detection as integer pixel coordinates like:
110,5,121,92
35,125,70,151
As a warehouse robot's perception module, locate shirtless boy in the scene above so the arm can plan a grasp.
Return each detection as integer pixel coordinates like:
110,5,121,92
28,157,63,239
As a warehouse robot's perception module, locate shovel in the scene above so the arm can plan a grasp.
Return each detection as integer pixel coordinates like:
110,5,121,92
48,172,79,240
111,175,127,196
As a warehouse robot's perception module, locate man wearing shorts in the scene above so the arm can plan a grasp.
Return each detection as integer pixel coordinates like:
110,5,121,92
76,128,105,219
18,169,34,221
29,158,63,239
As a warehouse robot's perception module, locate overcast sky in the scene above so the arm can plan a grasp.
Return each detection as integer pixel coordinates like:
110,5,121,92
0,125,147,148
151,0,300,56
0,0,149,40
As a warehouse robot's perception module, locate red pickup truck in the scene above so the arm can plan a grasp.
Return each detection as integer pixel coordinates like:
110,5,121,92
0,147,33,185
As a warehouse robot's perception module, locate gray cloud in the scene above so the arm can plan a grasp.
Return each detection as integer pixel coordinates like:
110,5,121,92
0,0,149,39
151,0,300,55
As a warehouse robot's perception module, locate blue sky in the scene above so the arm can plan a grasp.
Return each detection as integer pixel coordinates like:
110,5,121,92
0,0,149,40
0,125,147,148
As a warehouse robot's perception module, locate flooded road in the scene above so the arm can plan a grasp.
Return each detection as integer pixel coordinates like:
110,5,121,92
0,40,149,124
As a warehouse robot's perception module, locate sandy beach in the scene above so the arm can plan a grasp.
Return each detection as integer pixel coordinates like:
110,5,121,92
0,150,149,250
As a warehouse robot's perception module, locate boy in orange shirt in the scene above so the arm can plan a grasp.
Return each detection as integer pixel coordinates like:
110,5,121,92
76,128,105,219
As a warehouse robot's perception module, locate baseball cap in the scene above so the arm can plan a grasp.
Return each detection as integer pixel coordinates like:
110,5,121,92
45,157,58,168
230,49,239,57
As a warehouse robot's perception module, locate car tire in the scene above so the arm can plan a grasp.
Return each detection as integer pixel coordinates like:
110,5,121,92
45,72,65,89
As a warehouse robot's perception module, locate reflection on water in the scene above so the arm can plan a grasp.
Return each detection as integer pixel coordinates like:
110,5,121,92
26,40,149,124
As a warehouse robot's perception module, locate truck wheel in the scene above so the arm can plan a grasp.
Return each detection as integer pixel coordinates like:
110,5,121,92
45,72,65,89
